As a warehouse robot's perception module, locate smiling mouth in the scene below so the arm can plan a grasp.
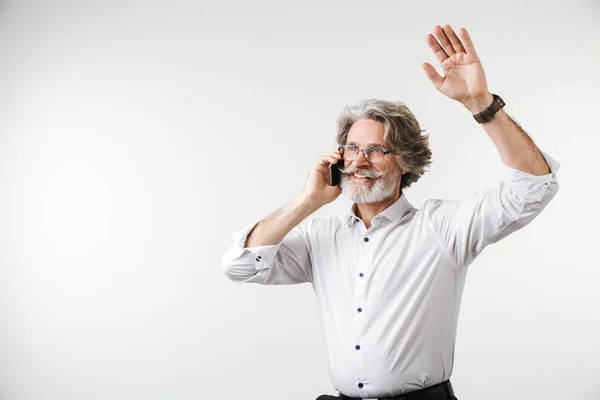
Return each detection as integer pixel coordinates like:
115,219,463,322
351,174,375,181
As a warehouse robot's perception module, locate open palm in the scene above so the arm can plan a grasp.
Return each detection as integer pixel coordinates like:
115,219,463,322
422,25,490,105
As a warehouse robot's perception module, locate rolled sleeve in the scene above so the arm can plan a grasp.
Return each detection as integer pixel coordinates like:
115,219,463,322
228,219,281,271
221,219,314,285
499,150,560,201
425,150,560,268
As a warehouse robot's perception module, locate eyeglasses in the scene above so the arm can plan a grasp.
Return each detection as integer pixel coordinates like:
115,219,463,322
338,144,391,164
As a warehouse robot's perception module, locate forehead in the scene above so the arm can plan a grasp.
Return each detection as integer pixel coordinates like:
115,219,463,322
346,119,385,145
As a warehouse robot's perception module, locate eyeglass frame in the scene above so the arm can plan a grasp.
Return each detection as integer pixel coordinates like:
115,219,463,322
337,144,392,164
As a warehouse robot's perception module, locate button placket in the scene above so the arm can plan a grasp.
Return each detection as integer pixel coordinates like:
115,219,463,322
355,231,369,394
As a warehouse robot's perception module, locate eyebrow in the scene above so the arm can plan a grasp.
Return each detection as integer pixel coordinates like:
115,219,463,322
347,141,385,147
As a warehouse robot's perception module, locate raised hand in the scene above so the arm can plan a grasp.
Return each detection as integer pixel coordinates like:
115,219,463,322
302,149,344,207
422,25,494,113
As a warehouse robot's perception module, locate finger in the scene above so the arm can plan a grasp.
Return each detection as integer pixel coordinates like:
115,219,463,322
317,160,333,173
433,25,456,56
422,62,444,91
426,34,449,64
332,154,345,164
442,25,465,53
458,27,477,54
322,155,341,165
325,151,343,162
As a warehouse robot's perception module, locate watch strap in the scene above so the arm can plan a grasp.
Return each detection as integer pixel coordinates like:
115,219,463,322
473,94,505,123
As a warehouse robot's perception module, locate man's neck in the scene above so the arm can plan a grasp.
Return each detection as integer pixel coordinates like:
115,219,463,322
355,191,401,229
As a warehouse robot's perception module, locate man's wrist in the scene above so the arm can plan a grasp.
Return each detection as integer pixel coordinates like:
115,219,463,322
463,92,494,114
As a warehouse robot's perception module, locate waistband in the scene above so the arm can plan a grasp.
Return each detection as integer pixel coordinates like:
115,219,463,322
338,380,454,400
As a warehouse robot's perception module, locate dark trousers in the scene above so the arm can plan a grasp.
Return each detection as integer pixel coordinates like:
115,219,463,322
316,380,458,400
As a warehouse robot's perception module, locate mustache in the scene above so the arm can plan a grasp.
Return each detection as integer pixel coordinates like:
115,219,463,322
341,165,385,179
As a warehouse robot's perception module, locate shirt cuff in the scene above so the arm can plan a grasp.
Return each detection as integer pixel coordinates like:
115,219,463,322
229,219,283,271
500,150,560,200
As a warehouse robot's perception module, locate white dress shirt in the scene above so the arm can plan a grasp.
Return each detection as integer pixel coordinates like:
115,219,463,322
221,151,560,398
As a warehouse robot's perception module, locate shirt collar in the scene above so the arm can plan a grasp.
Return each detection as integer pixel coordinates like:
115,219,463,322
345,193,413,226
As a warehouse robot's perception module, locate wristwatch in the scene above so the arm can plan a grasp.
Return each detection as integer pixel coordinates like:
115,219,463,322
473,94,505,124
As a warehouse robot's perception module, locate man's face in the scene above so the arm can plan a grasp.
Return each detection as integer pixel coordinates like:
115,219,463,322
340,119,401,204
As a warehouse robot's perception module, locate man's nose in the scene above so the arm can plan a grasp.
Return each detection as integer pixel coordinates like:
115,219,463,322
352,150,371,167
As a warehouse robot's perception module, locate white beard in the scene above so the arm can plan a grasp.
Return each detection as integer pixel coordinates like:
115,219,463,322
340,168,400,204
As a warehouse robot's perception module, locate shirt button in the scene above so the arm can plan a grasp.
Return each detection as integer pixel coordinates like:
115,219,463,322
357,307,362,312
358,383,364,388
355,345,361,350
363,237,369,242
359,273,364,277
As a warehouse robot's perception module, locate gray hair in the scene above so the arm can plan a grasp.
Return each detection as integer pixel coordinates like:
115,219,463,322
336,99,432,191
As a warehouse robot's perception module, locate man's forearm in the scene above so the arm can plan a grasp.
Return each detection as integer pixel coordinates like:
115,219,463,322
464,93,550,176
244,194,322,248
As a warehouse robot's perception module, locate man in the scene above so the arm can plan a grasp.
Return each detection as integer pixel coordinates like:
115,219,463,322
221,25,560,400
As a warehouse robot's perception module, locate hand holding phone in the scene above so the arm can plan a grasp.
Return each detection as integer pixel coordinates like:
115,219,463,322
328,147,344,186
303,148,344,207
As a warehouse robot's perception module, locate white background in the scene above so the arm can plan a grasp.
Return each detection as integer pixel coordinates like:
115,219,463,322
1,0,599,399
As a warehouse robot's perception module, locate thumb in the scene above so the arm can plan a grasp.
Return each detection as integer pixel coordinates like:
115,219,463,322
421,62,444,91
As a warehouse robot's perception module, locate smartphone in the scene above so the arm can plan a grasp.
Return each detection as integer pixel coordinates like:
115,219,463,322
328,160,343,186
